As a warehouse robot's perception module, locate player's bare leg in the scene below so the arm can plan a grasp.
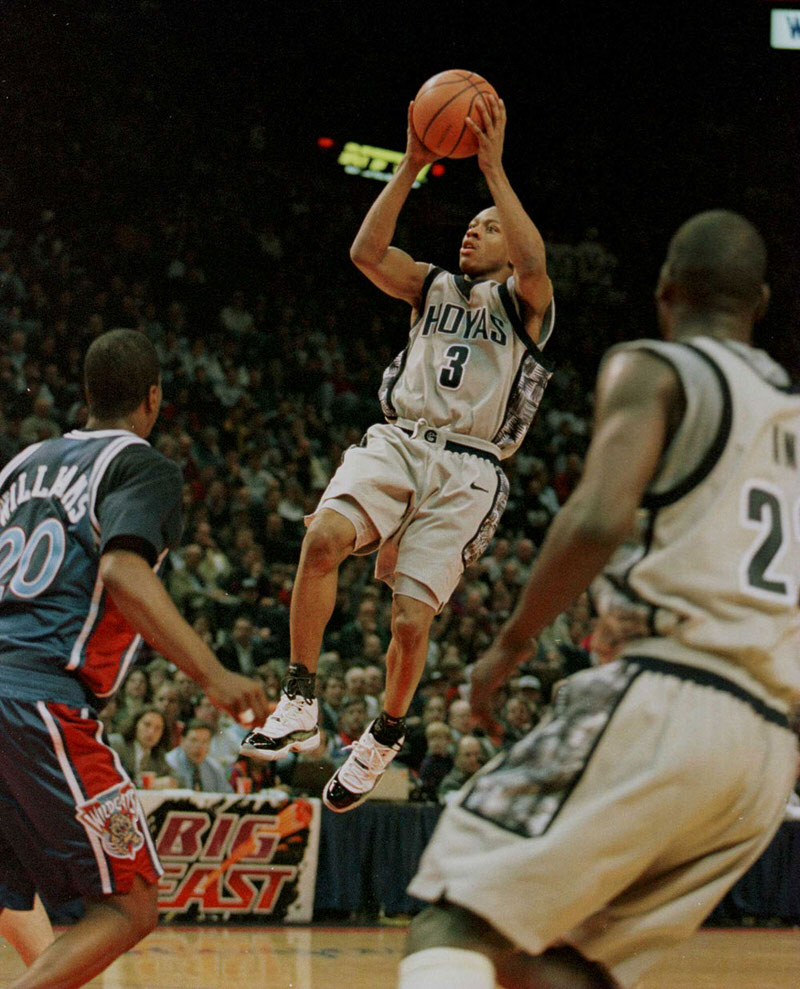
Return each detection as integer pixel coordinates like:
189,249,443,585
383,593,435,718
0,896,54,966
289,509,357,673
401,902,619,989
240,509,356,761
8,875,158,989
324,593,435,812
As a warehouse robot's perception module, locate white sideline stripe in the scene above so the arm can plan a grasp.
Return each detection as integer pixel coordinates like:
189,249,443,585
37,701,113,894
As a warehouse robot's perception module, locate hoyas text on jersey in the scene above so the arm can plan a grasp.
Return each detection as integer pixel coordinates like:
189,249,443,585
420,302,508,346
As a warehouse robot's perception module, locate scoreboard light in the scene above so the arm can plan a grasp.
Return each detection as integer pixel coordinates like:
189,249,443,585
336,142,432,186
771,9,800,48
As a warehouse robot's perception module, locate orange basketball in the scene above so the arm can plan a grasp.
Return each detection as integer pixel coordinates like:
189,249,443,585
412,69,499,159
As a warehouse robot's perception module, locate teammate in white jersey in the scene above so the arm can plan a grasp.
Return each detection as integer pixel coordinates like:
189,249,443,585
241,95,555,811
399,210,800,989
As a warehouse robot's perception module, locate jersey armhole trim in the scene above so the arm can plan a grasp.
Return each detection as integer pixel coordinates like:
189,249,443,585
641,343,732,510
498,283,556,372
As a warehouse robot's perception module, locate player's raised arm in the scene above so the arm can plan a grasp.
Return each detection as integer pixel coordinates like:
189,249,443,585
349,103,439,308
466,95,553,341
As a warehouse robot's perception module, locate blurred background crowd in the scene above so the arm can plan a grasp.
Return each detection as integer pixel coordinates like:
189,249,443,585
1,2,797,804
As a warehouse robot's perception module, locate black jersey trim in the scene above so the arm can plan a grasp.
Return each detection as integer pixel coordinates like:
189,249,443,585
626,656,789,728
498,283,555,371
640,343,733,510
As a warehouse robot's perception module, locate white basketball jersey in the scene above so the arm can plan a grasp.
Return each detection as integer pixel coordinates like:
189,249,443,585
596,336,800,707
379,267,555,459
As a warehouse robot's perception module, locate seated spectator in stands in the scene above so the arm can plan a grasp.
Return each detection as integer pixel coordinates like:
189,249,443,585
109,708,177,790
192,692,246,769
216,614,270,675
484,537,511,584
146,655,173,695
330,698,368,764
112,666,151,732
448,697,496,761
154,681,184,749
438,735,486,801
513,674,543,719
19,394,61,445
168,542,214,616
500,695,535,749
363,663,385,712
335,595,381,661
400,694,448,773
344,665,379,718
417,722,455,802
319,673,345,735
174,668,201,721
166,720,232,792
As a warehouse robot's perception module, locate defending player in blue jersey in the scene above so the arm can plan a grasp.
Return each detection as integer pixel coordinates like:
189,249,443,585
0,329,268,988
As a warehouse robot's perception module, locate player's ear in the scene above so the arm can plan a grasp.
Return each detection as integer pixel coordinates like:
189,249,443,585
753,283,770,322
655,262,674,304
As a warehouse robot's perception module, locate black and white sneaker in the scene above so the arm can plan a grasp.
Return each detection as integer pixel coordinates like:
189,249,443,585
240,667,319,761
322,720,405,813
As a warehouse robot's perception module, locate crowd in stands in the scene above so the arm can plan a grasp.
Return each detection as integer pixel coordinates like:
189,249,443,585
3,4,795,808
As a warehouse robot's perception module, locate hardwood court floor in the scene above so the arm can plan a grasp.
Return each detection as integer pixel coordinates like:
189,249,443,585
1,925,798,987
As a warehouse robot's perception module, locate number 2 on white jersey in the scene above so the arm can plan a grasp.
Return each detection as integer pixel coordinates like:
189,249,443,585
739,480,799,604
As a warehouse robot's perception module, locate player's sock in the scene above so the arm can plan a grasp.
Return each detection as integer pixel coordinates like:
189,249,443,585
398,948,495,989
371,711,406,746
285,662,316,699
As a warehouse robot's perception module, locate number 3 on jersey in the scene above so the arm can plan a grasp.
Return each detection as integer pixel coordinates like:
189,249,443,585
439,344,471,390
739,480,800,604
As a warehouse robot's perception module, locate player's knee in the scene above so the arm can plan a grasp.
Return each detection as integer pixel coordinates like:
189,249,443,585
301,524,347,575
391,610,427,654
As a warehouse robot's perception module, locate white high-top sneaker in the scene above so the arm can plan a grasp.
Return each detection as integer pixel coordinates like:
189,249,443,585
240,670,319,761
322,720,405,812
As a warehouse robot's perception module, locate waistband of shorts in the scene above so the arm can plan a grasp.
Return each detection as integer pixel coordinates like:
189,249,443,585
0,655,92,708
391,418,501,465
625,656,790,729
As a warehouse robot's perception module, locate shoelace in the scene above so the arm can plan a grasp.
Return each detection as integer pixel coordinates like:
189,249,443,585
338,733,399,792
265,692,315,729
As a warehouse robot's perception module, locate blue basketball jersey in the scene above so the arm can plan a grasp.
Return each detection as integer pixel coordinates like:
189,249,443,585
0,429,183,707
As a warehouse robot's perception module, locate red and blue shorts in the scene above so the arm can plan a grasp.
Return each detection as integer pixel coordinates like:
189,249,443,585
0,696,162,910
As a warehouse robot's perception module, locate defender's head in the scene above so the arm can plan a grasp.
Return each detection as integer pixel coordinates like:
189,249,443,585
656,210,769,340
84,329,162,436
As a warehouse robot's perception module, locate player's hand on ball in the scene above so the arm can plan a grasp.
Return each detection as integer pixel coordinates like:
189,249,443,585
406,102,441,166
465,94,506,173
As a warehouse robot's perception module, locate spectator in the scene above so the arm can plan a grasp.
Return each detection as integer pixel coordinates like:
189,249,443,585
109,708,177,790
438,735,486,801
417,722,455,801
216,615,270,675
330,698,369,764
166,720,232,792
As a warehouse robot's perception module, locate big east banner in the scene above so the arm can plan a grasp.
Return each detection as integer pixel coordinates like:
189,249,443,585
138,790,321,922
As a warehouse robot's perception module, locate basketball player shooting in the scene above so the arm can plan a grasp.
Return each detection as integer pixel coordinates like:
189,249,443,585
241,92,556,812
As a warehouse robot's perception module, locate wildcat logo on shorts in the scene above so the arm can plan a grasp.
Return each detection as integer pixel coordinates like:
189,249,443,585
76,782,145,859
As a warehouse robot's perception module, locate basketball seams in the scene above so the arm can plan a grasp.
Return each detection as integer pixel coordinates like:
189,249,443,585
414,70,497,158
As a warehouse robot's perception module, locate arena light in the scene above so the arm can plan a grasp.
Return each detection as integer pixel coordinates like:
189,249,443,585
336,142,431,186
771,8,800,48
317,136,336,149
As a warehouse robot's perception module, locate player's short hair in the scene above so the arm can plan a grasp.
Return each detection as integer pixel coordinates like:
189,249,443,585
84,329,160,419
666,210,767,312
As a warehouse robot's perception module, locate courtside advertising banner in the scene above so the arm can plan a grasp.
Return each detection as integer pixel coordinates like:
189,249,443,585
138,790,321,922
